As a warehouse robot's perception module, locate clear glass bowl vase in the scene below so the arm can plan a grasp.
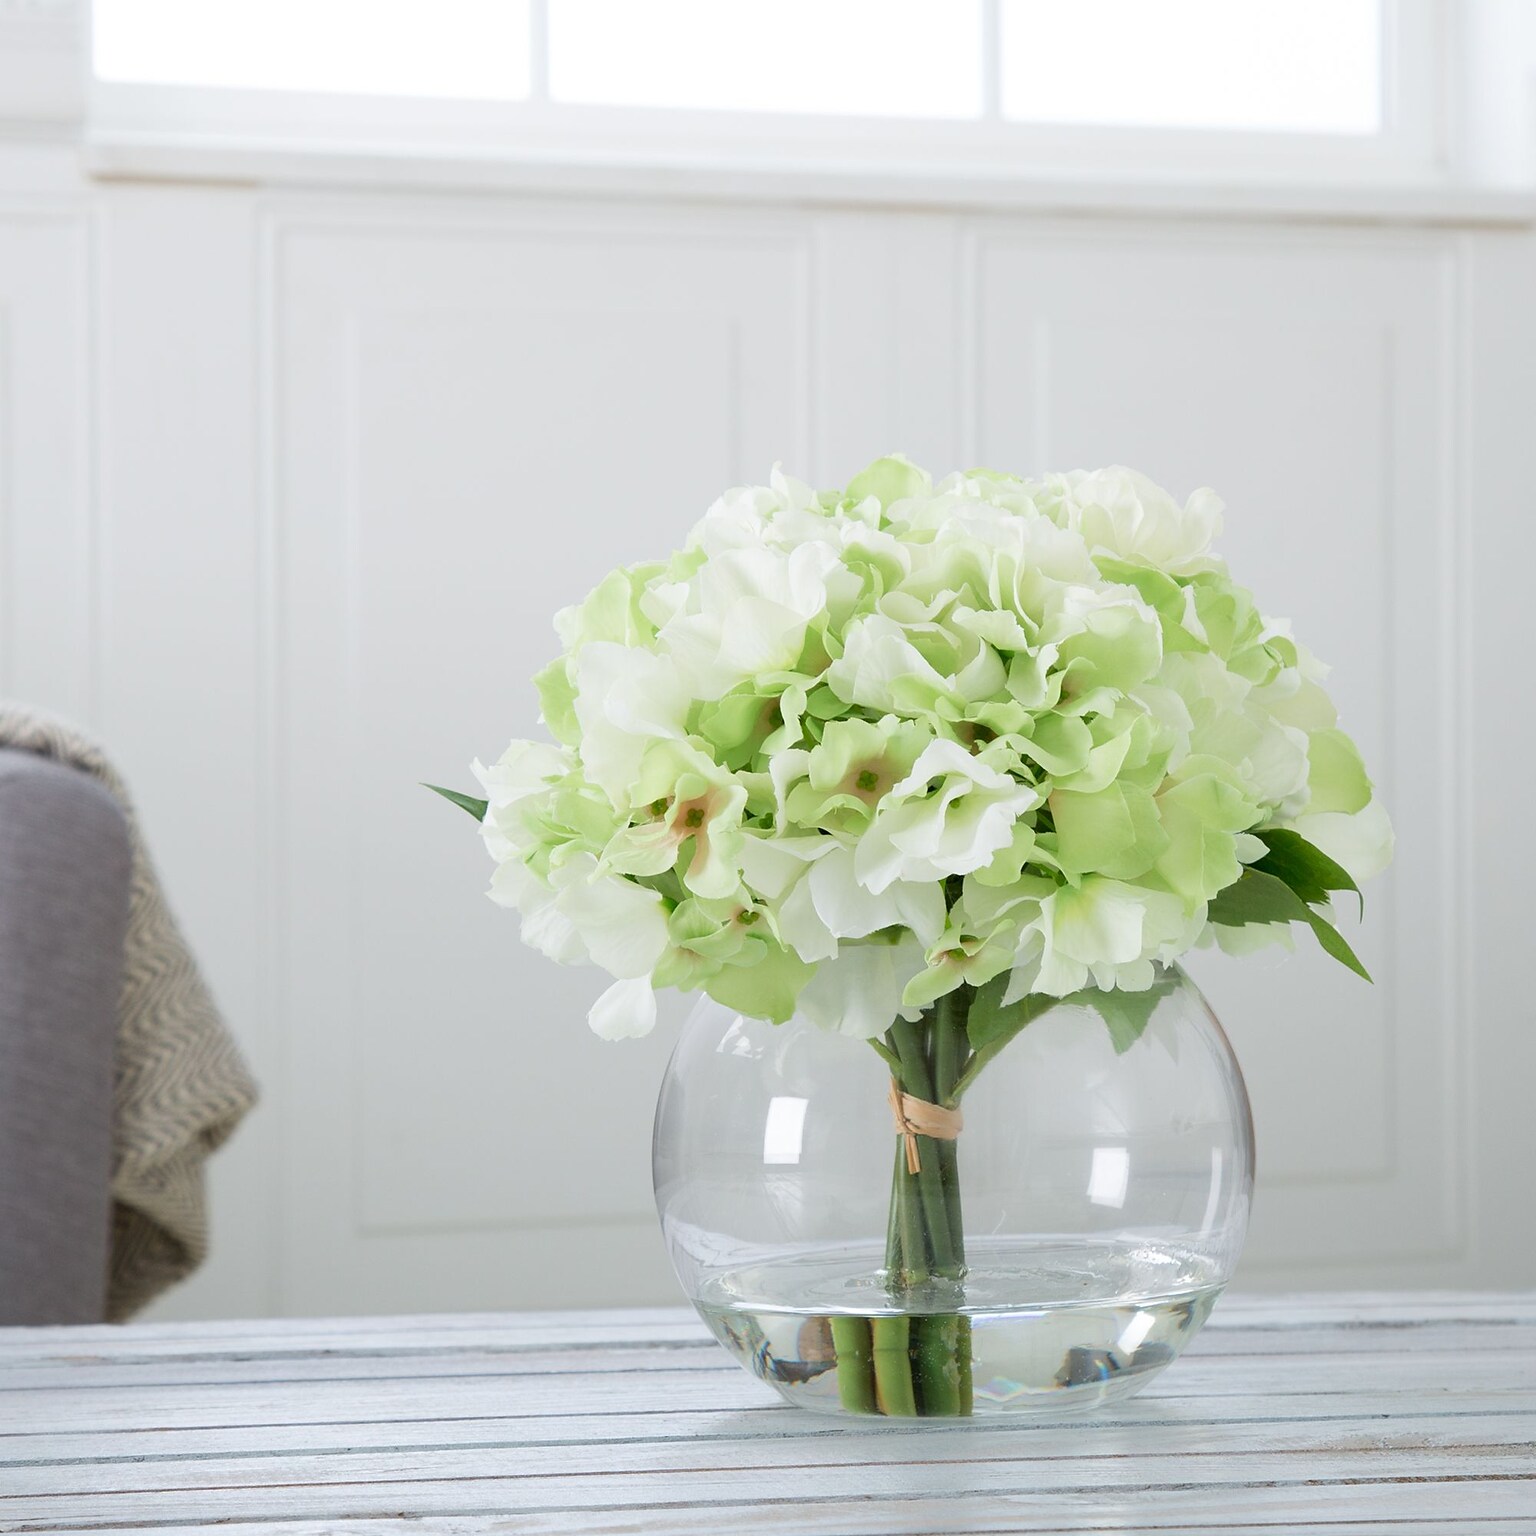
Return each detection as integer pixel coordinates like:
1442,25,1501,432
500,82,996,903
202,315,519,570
652,964,1254,1420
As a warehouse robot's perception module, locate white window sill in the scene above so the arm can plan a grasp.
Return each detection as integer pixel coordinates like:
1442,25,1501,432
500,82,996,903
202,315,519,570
80,131,1536,227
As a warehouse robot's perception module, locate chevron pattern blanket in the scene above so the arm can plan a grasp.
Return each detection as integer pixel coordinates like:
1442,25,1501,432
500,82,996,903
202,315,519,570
0,707,258,1319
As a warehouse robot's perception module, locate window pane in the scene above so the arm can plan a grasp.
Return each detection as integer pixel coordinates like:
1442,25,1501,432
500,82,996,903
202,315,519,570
94,0,530,99
549,0,982,118
1000,0,1381,134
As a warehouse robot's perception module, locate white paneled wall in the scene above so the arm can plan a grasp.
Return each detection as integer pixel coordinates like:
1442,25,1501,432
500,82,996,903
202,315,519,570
3,140,1534,1319
0,199,91,716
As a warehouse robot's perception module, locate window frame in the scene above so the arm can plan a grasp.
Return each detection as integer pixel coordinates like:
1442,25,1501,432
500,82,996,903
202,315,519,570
84,0,1451,188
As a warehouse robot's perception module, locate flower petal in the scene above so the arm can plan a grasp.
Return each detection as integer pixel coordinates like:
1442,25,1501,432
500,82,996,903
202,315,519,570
588,976,658,1040
797,937,928,1038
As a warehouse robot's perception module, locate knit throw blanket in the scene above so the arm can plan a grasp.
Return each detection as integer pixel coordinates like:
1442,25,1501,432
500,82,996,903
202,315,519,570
0,706,258,1319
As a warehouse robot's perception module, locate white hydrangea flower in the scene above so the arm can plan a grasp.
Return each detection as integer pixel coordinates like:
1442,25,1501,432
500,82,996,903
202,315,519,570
658,542,842,700
797,935,929,1039
856,740,1042,893
1040,466,1225,577
571,642,691,807
473,740,574,864
825,612,954,715
1006,876,1205,999
777,844,947,963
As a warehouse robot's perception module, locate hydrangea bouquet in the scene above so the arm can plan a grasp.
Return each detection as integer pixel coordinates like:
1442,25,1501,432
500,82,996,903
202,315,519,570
434,457,1391,1416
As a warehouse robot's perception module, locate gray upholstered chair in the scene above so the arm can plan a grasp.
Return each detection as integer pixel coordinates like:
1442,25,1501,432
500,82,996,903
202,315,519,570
0,748,132,1324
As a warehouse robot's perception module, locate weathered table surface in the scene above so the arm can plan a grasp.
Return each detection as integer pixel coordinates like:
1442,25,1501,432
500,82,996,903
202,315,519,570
1,1293,1532,1534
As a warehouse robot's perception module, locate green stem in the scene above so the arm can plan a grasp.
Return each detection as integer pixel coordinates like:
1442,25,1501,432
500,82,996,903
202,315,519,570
914,1314,962,1418
871,991,982,1418
884,1137,903,1269
931,988,974,1415
894,1115,930,1284
871,1316,918,1416
933,987,972,1109
883,1029,929,1287
889,1018,957,1279
932,987,972,1272
956,1316,974,1416
829,1316,877,1414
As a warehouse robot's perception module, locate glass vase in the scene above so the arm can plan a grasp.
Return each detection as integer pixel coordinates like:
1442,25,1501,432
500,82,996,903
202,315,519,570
652,964,1254,1420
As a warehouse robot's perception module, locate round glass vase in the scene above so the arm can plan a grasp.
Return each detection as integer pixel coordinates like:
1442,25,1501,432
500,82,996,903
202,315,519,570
652,964,1254,1421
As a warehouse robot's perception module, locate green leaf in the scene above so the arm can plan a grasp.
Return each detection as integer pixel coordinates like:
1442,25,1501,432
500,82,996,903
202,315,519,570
951,979,1056,1099
424,783,488,822
1252,827,1362,918
965,974,1043,1051
964,970,1026,1056
1207,866,1312,927
1070,974,1178,1055
1208,867,1372,984
963,971,1179,1075
1300,905,1372,982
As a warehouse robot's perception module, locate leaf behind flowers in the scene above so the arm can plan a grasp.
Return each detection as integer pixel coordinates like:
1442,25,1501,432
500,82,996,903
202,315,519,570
961,969,1178,1078
1251,827,1363,917
952,977,1057,1098
1208,865,1371,982
965,974,1051,1052
1072,973,1179,1054
425,784,489,822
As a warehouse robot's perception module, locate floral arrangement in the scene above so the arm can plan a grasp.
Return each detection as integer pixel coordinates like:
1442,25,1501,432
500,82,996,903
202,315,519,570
434,457,1391,1417
440,457,1390,1044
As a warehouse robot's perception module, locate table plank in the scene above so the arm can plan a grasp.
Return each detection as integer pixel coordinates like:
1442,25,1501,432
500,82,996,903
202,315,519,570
45,1504,1536,1536
0,1293,1528,1363
5,1348,1532,1437
1,1294,1531,1534
8,1411,1536,1498
7,1387,1531,1466
4,1448,1535,1528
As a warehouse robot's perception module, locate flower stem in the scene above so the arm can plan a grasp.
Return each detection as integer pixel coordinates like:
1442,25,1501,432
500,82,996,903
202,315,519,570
914,1313,964,1418
829,996,984,1416
931,988,974,1415
829,1315,877,1414
852,993,978,1418
871,1316,918,1416
933,988,972,1271
889,1018,957,1279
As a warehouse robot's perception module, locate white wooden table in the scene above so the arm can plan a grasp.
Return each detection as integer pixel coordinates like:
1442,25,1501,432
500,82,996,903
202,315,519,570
2,1294,1533,1534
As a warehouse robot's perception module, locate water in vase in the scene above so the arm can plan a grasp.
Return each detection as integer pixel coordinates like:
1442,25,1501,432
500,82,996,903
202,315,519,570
694,1236,1223,1418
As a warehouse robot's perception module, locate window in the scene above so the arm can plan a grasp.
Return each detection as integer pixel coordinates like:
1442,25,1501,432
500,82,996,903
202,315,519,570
999,0,1382,135
546,1,982,120
90,0,1432,181
94,0,532,101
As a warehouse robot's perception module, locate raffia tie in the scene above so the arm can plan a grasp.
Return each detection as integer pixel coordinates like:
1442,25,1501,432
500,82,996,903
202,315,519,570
887,1079,964,1175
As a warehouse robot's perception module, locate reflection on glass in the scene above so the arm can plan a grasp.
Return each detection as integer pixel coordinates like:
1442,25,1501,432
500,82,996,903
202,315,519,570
1116,1309,1158,1356
762,1096,808,1165
1088,1145,1131,1209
